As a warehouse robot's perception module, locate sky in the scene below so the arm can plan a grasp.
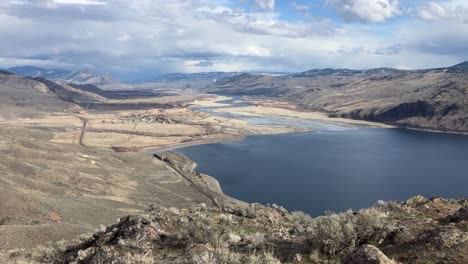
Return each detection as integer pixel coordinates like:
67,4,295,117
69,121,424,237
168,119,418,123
0,0,467,80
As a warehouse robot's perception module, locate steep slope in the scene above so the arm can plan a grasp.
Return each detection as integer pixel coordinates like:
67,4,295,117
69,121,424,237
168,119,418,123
33,78,106,104
206,63,468,132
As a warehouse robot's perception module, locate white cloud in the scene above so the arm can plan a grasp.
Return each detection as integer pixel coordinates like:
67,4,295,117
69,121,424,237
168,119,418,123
326,0,402,23
0,0,465,79
417,2,447,21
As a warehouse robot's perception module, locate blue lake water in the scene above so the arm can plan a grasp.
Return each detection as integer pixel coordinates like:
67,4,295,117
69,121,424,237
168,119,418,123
177,127,468,216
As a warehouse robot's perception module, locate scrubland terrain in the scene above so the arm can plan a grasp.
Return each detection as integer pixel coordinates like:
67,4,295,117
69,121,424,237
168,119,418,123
2,194,467,264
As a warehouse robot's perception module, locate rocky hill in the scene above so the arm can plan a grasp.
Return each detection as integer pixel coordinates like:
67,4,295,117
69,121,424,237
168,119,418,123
3,195,466,263
205,62,468,132
0,71,170,116
0,73,74,120
65,69,120,88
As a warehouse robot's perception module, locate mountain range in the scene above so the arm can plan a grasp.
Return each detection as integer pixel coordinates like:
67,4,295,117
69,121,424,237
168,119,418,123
2,61,468,132
6,66,120,87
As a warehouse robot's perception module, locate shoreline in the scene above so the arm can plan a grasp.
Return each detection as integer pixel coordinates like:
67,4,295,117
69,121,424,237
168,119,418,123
141,98,468,155
194,95,468,136
143,134,245,154
399,125,468,136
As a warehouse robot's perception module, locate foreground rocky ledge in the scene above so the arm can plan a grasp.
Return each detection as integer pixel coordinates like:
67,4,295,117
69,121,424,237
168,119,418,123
2,195,466,264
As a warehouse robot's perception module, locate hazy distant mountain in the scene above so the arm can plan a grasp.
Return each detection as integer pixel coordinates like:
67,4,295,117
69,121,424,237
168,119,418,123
153,72,242,83
296,67,404,77
205,62,468,132
7,66,120,87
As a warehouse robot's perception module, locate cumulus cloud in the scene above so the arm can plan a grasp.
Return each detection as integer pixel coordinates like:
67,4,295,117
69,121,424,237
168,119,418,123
0,0,465,79
253,0,275,11
326,0,402,23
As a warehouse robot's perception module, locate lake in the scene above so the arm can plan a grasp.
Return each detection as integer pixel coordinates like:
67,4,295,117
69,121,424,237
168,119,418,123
177,127,468,216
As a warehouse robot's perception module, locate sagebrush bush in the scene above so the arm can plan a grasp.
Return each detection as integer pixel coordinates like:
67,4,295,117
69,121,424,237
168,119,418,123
306,207,394,255
354,208,392,244
308,211,356,255
290,211,313,226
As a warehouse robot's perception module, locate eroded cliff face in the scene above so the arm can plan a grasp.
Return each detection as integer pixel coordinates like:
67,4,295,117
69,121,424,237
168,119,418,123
4,196,467,264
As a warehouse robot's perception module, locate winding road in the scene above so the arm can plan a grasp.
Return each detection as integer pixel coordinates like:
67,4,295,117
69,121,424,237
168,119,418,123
66,112,88,147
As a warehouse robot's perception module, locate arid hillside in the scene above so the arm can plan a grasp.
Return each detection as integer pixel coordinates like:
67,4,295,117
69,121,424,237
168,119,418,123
206,62,468,132
0,73,73,120
0,125,217,251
